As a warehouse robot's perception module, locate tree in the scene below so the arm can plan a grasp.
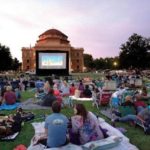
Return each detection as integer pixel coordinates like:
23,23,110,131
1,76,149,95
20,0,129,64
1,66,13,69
119,33,150,69
12,58,20,71
83,54,94,70
0,43,21,71
0,44,13,71
93,58,106,70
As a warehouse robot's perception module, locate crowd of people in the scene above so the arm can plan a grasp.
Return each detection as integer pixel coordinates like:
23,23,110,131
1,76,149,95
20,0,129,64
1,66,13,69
0,70,150,148
35,101,105,148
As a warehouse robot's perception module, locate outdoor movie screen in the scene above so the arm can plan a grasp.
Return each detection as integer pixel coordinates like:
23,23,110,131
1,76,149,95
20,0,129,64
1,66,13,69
38,52,67,69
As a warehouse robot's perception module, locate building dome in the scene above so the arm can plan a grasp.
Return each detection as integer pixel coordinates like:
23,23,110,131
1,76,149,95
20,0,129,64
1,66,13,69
39,29,68,38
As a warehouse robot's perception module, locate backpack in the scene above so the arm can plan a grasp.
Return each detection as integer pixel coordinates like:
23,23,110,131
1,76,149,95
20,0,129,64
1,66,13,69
21,112,35,122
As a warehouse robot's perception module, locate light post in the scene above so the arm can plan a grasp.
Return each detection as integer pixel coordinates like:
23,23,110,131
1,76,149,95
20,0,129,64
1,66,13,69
113,62,118,69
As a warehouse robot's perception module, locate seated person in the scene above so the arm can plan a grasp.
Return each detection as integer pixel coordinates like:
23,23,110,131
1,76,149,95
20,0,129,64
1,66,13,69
81,85,92,98
15,88,21,102
53,84,61,97
78,80,84,97
35,101,69,148
134,94,147,113
141,86,148,97
0,111,22,138
43,81,50,94
78,81,84,93
70,103,104,145
40,89,57,107
121,95,134,107
53,84,62,105
138,105,150,124
3,86,16,105
110,91,120,110
115,105,150,124
69,83,76,96
112,95,136,118
60,81,70,97
140,86,150,100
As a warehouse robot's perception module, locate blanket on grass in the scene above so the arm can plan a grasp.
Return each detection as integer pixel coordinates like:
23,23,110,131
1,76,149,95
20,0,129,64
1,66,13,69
0,103,20,110
28,118,138,150
100,109,117,120
20,99,50,110
69,96,93,101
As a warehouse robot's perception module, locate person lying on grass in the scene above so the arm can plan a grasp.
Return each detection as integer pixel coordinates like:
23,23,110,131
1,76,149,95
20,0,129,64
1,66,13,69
115,105,150,126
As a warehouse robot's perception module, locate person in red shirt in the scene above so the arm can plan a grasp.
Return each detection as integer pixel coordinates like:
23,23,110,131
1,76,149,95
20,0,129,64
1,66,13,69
53,84,62,105
69,83,76,96
134,95,146,113
4,86,16,105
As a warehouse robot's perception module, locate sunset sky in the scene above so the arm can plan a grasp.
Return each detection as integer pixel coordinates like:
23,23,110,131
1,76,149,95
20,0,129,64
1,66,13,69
0,0,150,61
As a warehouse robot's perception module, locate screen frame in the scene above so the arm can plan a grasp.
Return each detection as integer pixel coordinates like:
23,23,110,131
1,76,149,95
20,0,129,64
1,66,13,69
36,50,69,76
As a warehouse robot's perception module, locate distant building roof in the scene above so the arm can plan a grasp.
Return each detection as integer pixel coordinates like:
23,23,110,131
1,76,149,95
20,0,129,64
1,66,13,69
39,29,68,38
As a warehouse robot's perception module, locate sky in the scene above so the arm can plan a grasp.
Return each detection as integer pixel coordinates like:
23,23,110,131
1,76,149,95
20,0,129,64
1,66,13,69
0,0,150,62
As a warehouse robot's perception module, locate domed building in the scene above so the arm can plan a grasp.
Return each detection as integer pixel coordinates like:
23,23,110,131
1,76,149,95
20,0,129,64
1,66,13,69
22,29,84,74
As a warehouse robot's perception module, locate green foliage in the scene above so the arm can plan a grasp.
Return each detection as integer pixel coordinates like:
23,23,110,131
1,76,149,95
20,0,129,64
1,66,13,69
0,43,20,71
0,44,12,71
119,33,150,69
83,53,94,70
12,58,21,71
84,53,119,70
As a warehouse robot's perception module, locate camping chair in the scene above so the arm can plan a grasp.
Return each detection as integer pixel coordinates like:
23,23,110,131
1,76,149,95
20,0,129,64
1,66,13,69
135,116,146,131
92,95,99,109
110,97,120,112
99,90,112,106
62,94,71,107
96,81,104,89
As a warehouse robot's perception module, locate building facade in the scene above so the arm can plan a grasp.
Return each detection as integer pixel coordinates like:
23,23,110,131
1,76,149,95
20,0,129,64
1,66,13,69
22,29,84,73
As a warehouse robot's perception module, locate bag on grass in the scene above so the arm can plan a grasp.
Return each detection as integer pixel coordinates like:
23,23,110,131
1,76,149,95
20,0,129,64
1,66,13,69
21,112,35,122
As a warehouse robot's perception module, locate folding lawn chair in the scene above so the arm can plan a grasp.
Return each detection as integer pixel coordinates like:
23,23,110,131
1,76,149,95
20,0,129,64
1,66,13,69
135,116,146,130
92,96,99,109
99,90,112,106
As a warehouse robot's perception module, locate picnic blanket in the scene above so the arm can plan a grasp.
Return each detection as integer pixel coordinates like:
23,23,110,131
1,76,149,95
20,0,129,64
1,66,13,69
28,118,138,150
0,103,20,110
20,99,50,110
69,96,93,101
101,109,117,120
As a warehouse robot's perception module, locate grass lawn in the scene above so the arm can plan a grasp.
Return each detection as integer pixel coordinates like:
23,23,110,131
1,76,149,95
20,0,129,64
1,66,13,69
0,90,150,150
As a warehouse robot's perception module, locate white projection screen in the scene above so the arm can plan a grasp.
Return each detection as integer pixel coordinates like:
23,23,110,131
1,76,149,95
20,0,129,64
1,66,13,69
38,52,67,69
